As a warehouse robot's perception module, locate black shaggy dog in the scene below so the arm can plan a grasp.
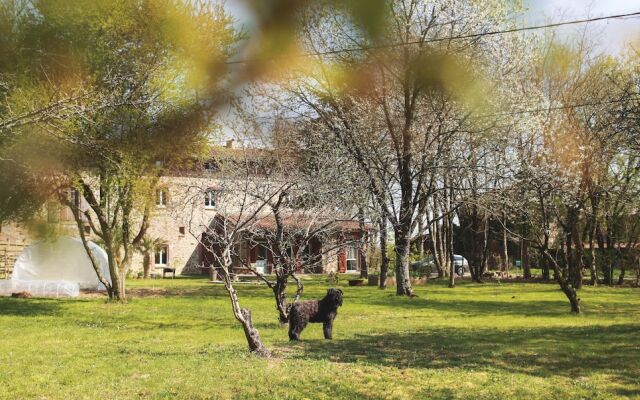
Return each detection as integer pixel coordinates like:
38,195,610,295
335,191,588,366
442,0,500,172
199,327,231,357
288,288,343,341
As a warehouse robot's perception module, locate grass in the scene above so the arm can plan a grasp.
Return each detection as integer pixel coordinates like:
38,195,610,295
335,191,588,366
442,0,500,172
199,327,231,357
0,277,639,399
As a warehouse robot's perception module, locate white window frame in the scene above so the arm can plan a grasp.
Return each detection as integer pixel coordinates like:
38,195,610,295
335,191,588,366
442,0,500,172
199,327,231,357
155,246,168,266
156,189,167,207
204,190,217,209
346,245,358,272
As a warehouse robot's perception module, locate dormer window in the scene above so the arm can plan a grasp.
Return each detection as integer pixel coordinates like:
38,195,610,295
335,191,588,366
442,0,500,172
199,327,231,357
156,188,168,207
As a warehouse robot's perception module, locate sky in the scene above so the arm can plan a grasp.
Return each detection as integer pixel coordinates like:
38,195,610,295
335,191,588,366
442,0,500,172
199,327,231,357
225,1,640,55
220,1,640,139
523,0,640,54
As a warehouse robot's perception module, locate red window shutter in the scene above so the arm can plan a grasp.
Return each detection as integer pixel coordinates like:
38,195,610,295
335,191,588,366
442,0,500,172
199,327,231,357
338,248,347,273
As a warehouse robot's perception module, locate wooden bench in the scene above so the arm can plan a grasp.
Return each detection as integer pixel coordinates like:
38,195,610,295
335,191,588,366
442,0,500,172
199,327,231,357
155,266,176,279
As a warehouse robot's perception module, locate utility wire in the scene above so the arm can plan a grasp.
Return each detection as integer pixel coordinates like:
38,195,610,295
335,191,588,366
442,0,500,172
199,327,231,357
479,96,640,118
227,11,640,65
252,95,640,122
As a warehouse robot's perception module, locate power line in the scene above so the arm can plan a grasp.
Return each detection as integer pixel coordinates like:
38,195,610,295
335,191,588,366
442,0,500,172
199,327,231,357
251,95,640,123
227,11,640,65
479,96,640,119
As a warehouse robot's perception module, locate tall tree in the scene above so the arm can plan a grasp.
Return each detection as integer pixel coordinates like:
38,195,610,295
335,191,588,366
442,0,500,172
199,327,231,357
0,0,237,301
285,0,529,296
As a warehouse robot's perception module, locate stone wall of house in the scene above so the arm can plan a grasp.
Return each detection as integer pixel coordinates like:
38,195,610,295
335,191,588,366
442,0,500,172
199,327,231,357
1,173,366,278
128,175,221,276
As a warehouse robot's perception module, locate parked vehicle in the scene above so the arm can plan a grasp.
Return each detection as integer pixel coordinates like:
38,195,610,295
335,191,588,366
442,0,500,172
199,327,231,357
411,254,469,277
453,255,469,277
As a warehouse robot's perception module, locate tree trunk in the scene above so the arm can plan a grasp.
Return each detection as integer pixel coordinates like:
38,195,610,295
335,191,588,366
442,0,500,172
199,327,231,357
596,224,610,284
394,229,414,296
441,219,450,278
357,208,369,279
143,253,151,279
447,215,455,288
64,196,113,298
521,237,531,279
540,252,550,281
480,214,489,277
618,258,626,285
111,272,124,302
273,275,289,323
240,308,271,357
429,219,443,278
379,218,389,289
360,250,368,279
112,265,127,303
221,254,270,357
544,250,581,314
469,209,482,283
587,229,598,286
502,212,509,274
417,216,425,259
106,243,125,302
566,207,584,290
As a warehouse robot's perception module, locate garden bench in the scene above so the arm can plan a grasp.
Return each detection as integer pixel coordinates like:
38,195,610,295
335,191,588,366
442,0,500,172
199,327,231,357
155,266,176,279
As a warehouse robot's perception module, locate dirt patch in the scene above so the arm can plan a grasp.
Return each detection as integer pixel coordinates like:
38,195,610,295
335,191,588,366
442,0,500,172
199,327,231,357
79,290,109,299
79,287,171,299
11,291,32,298
128,288,169,298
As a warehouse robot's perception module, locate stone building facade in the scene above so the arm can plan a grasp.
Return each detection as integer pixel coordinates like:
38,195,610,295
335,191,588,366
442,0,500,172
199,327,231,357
1,173,367,277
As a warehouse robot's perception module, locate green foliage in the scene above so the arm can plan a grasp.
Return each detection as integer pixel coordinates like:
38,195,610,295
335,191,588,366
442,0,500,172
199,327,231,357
326,270,339,285
0,278,638,398
0,0,237,224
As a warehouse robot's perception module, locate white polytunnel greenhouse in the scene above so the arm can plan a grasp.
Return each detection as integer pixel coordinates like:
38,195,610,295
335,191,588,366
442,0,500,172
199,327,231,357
0,237,111,298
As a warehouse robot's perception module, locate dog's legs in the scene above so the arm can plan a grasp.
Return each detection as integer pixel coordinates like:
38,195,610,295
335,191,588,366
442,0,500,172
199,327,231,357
288,319,300,341
323,319,333,340
289,316,308,341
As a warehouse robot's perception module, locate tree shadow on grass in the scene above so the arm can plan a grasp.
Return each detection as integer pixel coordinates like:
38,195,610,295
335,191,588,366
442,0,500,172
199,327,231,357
290,324,640,396
350,285,640,317
134,283,277,300
0,298,62,316
352,291,573,317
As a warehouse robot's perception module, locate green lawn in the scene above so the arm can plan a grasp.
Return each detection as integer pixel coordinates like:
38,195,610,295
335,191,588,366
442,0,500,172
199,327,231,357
0,277,639,399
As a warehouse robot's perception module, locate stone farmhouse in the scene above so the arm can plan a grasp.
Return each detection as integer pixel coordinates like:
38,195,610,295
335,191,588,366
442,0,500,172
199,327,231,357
0,144,368,278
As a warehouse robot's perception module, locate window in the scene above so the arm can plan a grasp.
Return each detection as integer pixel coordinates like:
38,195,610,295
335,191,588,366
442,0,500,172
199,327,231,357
155,246,168,266
70,189,80,208
179,226,186,235
346,245,358,272
257,244,268,261
203,161,218,172
84,225,91,235
204,190,217,208
47,202,59,223
302,243,321,272
156,188,167,207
